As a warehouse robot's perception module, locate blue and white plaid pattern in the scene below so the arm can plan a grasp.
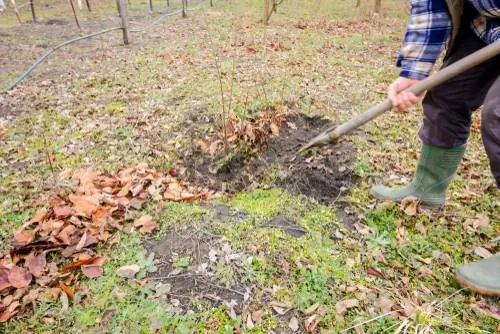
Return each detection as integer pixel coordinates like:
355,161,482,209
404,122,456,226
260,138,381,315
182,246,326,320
398,0,500,79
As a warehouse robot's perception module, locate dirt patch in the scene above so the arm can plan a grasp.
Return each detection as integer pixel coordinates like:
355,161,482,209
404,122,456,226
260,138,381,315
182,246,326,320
143,222,250,311
263,215,306,238
183,113,357,205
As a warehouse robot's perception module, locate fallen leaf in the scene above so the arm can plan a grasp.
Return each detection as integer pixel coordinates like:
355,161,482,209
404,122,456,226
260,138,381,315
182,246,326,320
63,257,97,273
0,300,20,322
336,299,359,315
133,215,157,234
376,295,394,313
68,194,99,217
401,196,419,216
26,209,48,226
13,230,35,247
82,265,103,278
25,252,46,277
289,316,299,331
252,310,263,324
53,205,73,219
2,295,13,307
60,291,69,311
270,123,279,136
75,232,88,251
8,266,32,289
474,246,493,259
57,225,77,245
116,264,140,279
304,314,321,333
246,314,254,329
367,266,385,279
304,302,320,315
59,283,74,300
0,266,11,291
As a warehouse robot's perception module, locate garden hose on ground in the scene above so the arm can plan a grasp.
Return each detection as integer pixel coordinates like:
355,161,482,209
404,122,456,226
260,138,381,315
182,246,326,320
2,0,209,93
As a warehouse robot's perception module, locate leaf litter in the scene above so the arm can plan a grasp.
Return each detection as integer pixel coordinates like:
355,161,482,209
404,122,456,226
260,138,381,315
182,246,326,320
0,163,215,321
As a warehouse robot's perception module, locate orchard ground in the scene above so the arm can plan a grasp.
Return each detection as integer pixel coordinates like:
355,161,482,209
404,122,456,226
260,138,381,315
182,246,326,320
0,0,498,333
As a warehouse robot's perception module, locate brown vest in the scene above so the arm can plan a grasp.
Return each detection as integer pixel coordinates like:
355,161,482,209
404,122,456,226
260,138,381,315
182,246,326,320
445,0,465,49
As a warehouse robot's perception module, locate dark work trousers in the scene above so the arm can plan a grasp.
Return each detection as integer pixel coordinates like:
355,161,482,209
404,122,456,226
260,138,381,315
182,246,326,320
419,26,500,187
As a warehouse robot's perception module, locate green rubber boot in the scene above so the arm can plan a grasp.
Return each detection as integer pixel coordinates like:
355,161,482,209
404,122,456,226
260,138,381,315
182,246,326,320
372,144,465,207
455,255,500,296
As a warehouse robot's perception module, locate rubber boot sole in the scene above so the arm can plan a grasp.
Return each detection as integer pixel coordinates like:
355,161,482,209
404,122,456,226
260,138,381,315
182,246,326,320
455,272,500,297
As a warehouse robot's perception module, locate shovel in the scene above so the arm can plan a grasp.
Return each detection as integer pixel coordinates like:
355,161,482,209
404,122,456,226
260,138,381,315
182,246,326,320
299,40,500,153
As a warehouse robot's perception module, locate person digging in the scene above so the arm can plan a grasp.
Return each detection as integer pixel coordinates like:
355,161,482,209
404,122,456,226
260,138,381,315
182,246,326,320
371,1,499,296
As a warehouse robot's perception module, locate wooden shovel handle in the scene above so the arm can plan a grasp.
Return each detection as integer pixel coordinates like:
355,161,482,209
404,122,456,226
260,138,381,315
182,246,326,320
329,40,500,141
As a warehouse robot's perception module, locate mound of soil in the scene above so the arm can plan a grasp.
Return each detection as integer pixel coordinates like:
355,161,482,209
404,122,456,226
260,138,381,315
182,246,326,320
183,114,357,204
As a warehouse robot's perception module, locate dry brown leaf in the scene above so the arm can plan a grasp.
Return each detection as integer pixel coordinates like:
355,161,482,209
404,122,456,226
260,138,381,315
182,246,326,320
251,310,263,324
304,314,321,333
376,295,394,313
133,215,157,234
401,196,419,216
57,225,77,245
60,291,69,311
53,205,73,219
116,264,140,279
246,314,254,330
82,264,103,278
116,182,132,197
68,194,99,217
26,209,48,226
270,123,279,136
8,266,32,289
59,283,74,301
13,230,35,247
25,252,46,278
336,299,359,315
288,316,299,331
367,266,385,279
63,257,97,273
0,300,20,322
0,266,11,291
304,302,320,315
75,232,87,251
474,246,493,259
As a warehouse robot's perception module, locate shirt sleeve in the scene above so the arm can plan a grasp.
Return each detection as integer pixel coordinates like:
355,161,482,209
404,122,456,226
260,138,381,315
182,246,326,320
397,0,452,80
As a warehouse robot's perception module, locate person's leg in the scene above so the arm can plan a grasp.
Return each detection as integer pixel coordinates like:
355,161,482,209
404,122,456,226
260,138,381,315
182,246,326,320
419,29,500,149
372,27,500,207
481,75,500,187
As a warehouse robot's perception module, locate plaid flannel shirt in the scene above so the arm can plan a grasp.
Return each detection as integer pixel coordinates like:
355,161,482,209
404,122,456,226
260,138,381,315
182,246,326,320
398,0,500,79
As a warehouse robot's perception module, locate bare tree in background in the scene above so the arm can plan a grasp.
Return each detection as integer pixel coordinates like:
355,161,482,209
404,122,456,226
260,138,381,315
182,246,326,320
263,0,283,25
356,0,383,14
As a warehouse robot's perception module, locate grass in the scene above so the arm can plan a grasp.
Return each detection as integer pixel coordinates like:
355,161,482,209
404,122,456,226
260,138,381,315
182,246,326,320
1,0,499,332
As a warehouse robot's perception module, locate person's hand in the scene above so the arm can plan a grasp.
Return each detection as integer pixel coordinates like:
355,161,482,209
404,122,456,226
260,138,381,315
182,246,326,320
388,77,422,112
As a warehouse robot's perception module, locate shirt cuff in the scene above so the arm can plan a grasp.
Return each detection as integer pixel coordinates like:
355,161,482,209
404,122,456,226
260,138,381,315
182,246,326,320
397,59,433,80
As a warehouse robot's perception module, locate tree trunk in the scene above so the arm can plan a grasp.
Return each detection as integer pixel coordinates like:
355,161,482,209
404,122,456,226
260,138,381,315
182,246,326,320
30,0,36,22
182,0,187,17
85,0,91,11
69,0,81,29
263,0,270,25
10,0,23,23
117,0,130,44
374,0,381,14
149,0,152,12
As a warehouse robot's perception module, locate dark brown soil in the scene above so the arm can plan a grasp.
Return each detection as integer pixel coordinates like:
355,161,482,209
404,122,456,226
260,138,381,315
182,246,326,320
183,113,357,205
143,208,251,311
262,215,306,238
